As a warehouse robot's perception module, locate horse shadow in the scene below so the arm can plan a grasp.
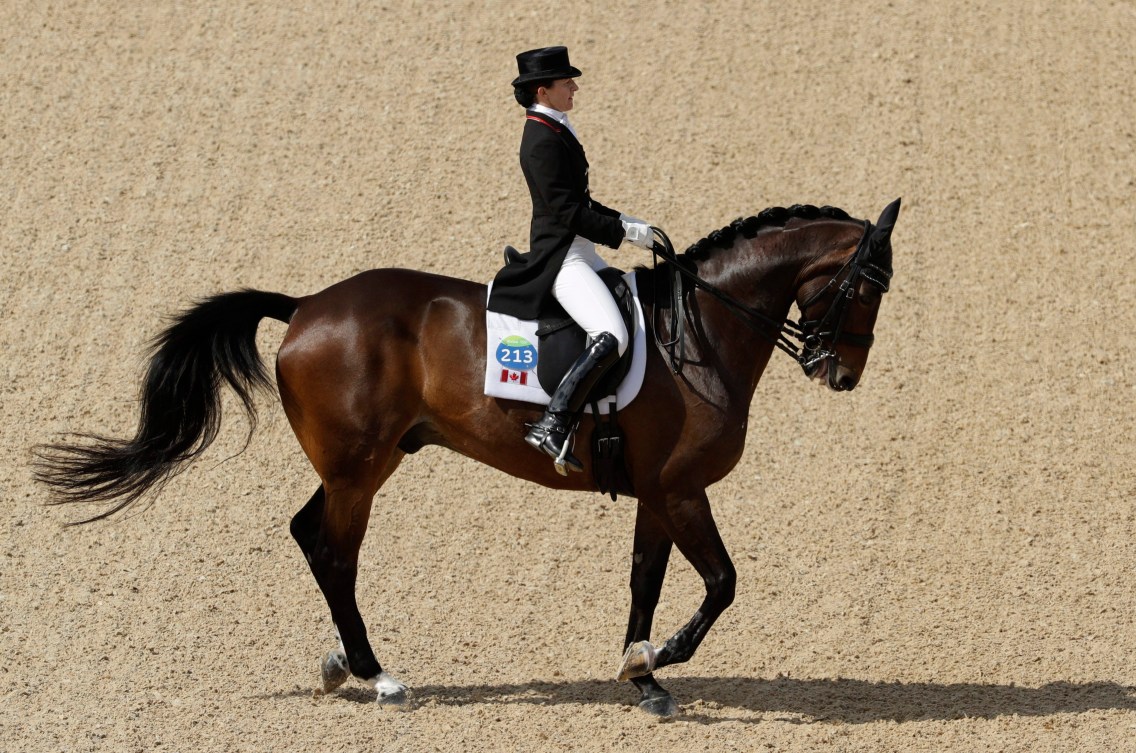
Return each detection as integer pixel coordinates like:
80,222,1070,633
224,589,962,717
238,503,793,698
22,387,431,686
275,675,1136,723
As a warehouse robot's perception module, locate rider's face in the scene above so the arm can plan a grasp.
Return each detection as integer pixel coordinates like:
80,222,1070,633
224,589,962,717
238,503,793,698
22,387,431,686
538,78,578,112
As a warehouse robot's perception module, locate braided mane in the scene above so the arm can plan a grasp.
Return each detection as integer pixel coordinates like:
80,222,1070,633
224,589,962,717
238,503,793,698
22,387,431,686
635,204,868,306
685,204,853,260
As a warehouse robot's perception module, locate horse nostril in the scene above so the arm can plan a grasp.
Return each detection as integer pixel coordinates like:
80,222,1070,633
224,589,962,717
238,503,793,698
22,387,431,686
836,372,857,391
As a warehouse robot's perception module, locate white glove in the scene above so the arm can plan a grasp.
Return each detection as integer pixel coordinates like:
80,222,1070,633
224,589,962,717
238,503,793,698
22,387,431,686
621,219,654,249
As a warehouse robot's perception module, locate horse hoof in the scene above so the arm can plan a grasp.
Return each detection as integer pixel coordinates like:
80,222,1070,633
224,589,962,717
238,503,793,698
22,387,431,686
616,640,658,681
638,693,678,718
373,671,411,709
320,650,350,694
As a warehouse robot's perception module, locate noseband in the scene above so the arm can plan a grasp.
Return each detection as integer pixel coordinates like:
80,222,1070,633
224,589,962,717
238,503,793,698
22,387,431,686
648,222,891,375
795,220,892,374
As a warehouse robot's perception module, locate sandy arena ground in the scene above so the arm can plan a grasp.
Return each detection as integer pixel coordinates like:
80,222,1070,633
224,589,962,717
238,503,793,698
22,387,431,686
3,1,1135,751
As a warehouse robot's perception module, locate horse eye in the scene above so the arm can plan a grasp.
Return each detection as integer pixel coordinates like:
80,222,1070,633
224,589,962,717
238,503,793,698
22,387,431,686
858,288,880,305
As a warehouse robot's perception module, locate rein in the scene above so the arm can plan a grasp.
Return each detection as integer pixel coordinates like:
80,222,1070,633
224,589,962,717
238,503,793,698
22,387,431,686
647,221,888,375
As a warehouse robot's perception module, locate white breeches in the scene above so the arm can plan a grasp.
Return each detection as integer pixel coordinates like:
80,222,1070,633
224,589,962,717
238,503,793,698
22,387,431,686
551,237,629,356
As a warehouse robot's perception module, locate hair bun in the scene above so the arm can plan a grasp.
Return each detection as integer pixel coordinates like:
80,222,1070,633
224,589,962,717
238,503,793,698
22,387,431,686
514,85,535,108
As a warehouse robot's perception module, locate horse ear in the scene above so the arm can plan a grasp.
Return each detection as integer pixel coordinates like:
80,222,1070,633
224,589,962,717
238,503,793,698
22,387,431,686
870,197,901,250
875,197,901,234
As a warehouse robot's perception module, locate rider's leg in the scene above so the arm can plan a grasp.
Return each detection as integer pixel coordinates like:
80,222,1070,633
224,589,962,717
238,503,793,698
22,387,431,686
552,240,630,356
524,240,628,473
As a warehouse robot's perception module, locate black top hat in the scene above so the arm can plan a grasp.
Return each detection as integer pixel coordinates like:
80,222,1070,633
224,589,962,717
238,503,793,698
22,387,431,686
512,46,582,87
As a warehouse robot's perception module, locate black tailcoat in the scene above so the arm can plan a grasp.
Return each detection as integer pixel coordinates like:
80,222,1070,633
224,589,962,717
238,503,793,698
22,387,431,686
488,111,625,319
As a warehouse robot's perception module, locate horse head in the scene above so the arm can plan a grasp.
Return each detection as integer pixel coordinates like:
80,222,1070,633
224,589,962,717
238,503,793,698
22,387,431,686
795,198,899,392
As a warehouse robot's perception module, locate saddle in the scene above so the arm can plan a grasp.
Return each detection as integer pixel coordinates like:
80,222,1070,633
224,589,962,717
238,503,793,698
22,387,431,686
501,246,635,499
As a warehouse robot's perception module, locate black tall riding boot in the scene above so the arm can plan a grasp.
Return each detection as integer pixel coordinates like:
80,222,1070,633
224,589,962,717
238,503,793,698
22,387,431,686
525,331,620,475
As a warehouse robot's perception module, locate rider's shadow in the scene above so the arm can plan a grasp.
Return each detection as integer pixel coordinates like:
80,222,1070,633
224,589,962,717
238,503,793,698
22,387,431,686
405,676,1136,723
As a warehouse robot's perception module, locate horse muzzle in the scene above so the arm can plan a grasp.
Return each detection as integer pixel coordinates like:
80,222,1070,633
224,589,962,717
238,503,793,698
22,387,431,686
828,364,860,391
803,351,859,392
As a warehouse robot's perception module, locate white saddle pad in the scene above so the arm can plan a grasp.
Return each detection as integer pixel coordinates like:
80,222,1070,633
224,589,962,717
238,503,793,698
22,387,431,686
484,273,647,414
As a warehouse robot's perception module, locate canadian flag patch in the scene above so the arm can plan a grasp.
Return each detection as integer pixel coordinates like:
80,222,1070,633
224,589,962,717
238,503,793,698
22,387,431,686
500,369,528,385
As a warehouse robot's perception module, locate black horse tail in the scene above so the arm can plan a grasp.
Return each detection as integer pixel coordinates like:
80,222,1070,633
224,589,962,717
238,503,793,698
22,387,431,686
33,289,298,524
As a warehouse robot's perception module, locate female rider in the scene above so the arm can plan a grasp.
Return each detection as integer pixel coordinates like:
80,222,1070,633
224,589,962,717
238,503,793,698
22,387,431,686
489,46,655,474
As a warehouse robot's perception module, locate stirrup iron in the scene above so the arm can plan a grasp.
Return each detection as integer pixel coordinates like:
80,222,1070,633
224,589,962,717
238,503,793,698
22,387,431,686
553,432,574,476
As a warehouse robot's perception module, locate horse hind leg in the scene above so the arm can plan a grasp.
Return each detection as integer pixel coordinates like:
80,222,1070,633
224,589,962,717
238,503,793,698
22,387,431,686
289,486,349,694
290,450,411,707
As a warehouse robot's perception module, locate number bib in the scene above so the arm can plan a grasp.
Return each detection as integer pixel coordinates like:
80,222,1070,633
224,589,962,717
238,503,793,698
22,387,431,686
495,335,537,371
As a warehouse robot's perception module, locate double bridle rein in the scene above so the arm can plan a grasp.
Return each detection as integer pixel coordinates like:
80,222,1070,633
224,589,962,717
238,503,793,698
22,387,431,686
647,221,891,376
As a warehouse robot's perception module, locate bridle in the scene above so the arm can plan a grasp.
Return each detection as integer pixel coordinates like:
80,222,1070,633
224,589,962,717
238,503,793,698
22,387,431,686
794,220,892,377
648,221,891,376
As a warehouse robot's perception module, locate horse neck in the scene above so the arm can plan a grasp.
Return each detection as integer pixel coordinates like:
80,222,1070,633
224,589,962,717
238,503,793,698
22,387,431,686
688,223,839,396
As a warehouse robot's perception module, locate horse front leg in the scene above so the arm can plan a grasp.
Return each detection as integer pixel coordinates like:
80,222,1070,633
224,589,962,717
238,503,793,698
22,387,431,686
619,501,678,716
618,490,736,683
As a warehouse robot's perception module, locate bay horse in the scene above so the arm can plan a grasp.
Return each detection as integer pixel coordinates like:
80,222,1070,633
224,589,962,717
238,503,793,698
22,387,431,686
34,199,900,716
